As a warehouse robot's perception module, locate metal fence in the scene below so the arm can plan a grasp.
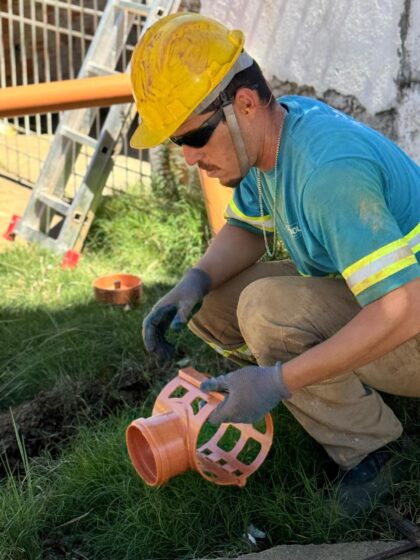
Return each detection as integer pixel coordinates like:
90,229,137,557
0,0,150,192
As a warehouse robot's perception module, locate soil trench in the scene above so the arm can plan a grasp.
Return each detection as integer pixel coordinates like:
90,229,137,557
0,366,151,475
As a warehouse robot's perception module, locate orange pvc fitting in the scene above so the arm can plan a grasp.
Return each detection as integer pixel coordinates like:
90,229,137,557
93,273,142,306
0,74,133,118
126,368,274,487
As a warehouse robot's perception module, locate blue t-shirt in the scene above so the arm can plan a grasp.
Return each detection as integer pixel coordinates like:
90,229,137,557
226,96,420,306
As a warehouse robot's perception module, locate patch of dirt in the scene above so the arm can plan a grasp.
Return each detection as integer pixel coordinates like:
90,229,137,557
0,365,153,475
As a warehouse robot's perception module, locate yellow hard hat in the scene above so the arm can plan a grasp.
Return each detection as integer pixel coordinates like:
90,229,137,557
130,12,246,149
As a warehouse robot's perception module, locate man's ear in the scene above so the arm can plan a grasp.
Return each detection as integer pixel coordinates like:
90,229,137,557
234,88,258,115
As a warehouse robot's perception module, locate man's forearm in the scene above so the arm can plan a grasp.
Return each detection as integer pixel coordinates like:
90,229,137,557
283,278,420,392
196,223,266,289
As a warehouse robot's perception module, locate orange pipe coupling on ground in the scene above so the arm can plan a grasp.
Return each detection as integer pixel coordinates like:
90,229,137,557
0,74,133,118
93,273,142,306
126,368,274,487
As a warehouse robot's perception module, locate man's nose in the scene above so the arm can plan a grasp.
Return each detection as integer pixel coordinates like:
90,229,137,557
182,145,202,166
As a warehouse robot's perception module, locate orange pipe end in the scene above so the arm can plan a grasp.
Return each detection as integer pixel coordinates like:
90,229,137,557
0,74,133,118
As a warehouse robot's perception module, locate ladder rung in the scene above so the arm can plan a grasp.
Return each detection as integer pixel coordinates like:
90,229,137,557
36,193,71,216
14,222,67,255
61,126,98,149
87,62,120,76
115,1,151,16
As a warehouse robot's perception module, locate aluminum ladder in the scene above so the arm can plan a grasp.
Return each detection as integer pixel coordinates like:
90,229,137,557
13,0,180,265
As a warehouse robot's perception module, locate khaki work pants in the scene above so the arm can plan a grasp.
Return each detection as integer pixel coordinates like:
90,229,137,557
189,261,420,469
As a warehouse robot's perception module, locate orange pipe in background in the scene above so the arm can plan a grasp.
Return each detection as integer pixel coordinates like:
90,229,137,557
198,169,233,236
0,73,133,117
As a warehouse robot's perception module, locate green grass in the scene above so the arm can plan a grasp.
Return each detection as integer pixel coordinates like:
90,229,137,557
0,408,350,559
0,185,210,409
0,182,419,559
3,403,418,560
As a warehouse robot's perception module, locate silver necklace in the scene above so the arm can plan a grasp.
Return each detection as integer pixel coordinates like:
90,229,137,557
256,107,285,258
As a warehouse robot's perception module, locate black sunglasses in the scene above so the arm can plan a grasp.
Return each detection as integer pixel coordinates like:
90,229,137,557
170,108,224,148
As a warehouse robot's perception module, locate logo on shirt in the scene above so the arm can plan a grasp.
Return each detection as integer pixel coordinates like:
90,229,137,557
285,223,302,237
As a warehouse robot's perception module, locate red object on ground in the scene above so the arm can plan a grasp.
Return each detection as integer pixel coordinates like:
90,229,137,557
61,249,80,269
3,214,20,241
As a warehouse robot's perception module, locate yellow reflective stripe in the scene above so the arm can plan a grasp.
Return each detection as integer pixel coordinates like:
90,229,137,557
404,222,420,255
411,242,420,254
345,245,413,288
208,342,231,358
225,199,274,232
227,199,269,223
404,222,420,242
343,234,419,296
342,238,407,280
207,341,256,361
351,255,417,296
235,343,254,357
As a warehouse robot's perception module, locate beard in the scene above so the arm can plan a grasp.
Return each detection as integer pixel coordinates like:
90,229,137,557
221,161,252,188
199,160,250,189
220,176,243,188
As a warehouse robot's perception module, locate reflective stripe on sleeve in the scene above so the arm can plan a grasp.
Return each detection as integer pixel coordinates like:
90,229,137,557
405,222,420,255
225,199,274,232
343,238,417,296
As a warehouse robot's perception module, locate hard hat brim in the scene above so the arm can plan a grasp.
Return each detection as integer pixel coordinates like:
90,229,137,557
130,121,166,149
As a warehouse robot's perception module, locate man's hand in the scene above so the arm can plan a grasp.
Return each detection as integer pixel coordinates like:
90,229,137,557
142,268,211,361
200,363,292,425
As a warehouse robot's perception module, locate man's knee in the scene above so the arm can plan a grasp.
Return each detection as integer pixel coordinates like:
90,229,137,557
237,276,318,333
237,277,277,325
236,276,358,363
236,277,302,362
238,275,359,341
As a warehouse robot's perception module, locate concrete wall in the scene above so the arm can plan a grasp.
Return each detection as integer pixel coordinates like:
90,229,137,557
201,0,420,162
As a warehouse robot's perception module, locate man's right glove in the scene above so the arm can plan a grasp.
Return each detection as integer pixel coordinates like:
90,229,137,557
142,267,211,361
200,363,291,425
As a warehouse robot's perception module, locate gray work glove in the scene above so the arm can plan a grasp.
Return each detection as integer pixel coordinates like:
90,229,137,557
142,267,211,361
200,363,291,425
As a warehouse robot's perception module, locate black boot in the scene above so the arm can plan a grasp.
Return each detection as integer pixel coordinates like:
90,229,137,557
336,441,406,516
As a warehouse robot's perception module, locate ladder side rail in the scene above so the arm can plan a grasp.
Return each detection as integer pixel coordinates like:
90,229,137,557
142,0,182,27
58,103,135,250
79,5,140,77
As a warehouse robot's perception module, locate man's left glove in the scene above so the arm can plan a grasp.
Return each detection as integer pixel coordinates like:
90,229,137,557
142,267,211,361
200,363,292,425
